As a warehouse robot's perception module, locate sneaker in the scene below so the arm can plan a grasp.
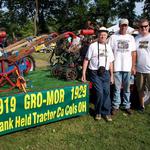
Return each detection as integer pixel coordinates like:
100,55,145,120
104,115,112,122
125,108,133,115
111,108,119,115
138,106,145,113
95,114,101,120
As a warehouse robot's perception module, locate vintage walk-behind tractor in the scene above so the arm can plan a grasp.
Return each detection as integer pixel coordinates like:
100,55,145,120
0,31,35,93
0,34,50,93
51,51,82,81
0,32,65,93
50,30,96,80
0,47,35,93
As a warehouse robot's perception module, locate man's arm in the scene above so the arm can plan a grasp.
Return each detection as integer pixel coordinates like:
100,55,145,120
131,51,137,75
81,58,89,82
109,62,114,84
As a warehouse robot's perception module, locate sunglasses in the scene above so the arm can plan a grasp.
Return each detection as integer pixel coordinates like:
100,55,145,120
140,25,149,28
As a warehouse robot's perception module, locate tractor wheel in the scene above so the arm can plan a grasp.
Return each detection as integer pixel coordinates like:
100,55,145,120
65,68,78,81
24,55,36,74
0,59,20,92
51,64,62,77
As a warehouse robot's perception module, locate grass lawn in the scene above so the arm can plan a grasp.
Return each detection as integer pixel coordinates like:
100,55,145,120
0,68,82,97
0,53,150,150
0,105,150,150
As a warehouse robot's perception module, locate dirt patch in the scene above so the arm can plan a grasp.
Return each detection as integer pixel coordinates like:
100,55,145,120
35,59,49,68
32,53,50,68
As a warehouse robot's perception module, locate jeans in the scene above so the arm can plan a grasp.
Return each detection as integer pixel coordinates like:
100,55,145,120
89,69,111,115
113,72,131,109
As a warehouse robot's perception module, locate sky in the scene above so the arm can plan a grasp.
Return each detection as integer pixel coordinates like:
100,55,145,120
111,1,144,24
134,1,144,15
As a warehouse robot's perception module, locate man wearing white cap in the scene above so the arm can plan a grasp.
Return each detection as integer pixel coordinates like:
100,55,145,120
82,27,114,121
108,18,136,115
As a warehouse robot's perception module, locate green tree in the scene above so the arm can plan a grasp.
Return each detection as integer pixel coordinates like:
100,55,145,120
0,0,145,39
91,0,116,26
54,0,90,32
143,0,150,20
114,0,137,26
0,0,64,35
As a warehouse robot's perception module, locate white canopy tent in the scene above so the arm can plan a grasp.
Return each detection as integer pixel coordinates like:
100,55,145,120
107,24,135,34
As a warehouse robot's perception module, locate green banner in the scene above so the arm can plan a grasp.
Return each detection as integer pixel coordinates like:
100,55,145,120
0,83,89,136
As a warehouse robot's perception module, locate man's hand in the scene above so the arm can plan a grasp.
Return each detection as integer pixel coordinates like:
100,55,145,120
81,59,89,83
110,74,114,85
81,74,86,82
131,65,136,75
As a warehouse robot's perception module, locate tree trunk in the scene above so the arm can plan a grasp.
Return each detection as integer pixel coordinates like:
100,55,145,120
34,0,39,36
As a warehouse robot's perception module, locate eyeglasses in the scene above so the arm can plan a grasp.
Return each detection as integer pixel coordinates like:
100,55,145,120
140,25,149,28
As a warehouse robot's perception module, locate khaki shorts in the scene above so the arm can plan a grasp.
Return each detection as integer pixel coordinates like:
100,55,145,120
136,72,150,92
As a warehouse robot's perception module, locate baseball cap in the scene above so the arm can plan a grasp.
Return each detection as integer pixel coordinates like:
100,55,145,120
98,26,108,33
119,19,129,25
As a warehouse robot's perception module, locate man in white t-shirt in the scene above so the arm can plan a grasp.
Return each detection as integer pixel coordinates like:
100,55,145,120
82,27,114,121
135,19,150,112
108,19,136,115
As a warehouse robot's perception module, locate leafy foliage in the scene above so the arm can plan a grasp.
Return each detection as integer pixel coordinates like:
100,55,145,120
143,0,150,20
0,0,146,39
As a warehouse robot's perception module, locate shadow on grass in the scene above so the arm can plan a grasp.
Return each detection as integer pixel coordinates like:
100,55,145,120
89,84,141,119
